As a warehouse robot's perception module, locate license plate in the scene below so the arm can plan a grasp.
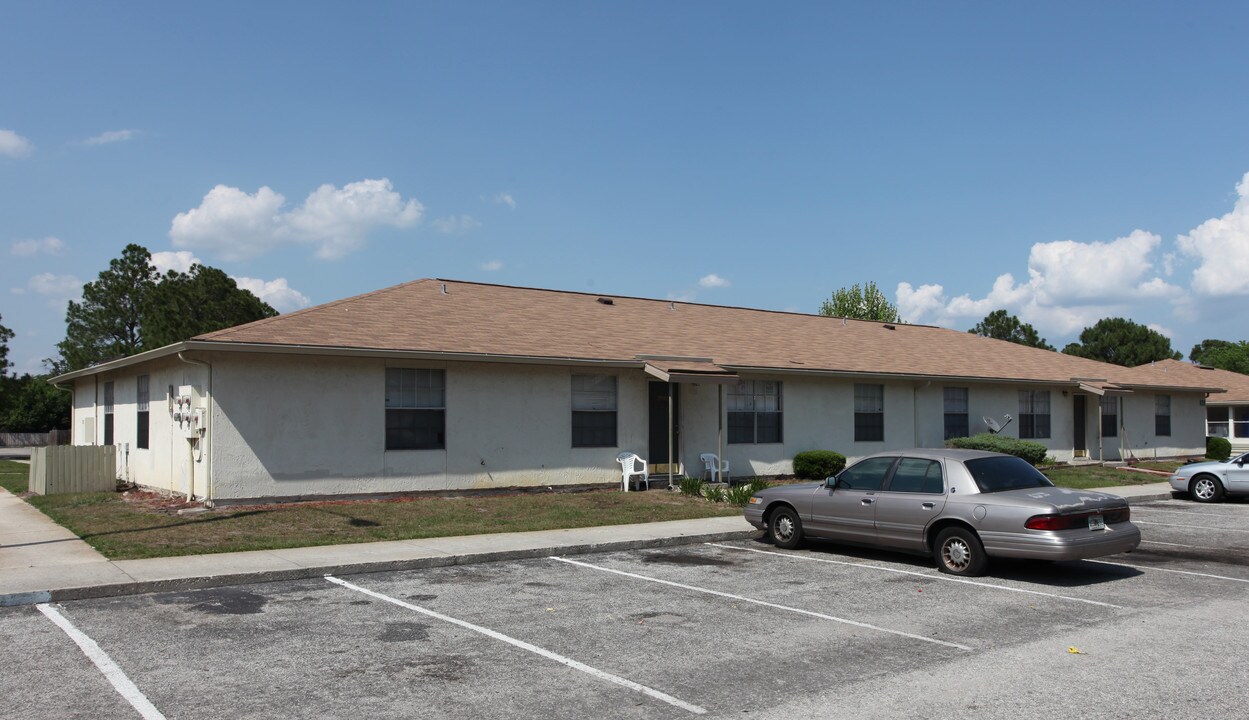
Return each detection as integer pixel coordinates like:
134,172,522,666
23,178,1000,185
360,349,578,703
1088,514,1106,531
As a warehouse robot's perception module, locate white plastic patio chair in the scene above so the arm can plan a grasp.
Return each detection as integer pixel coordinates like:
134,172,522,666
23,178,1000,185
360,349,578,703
617,452,649,492
700,453,730,484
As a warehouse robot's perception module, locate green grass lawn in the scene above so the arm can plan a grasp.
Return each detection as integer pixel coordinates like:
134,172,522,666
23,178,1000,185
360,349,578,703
0,460,29,495
25,487,742,560
7,458,1189,561
1043,462,1176,490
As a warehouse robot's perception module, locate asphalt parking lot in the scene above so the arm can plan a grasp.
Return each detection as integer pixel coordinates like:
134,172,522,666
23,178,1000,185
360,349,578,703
4,497,1249,719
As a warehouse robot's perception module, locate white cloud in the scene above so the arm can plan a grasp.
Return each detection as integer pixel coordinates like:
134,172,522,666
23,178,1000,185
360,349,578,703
698,273,730,289
1147,322,1174,339
285,179,424,259
169,178,423,261
1026,230,1178,305
495,192,517,209
481,260,503,272
151,250,201,275
28,272,81,296
10,237,65,256
1177,171,1249,296
898,230,1184,338
231,277,310,313
84,129,138,146
433,214,482,234
0,129,34,158
896,282,947,322
169,184,286,261
666,290,696,302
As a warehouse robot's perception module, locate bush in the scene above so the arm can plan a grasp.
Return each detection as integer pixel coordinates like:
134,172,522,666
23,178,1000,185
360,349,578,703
792,450,847,480
678,476,705,497
945,433,1048,466
746,477,772,494
725,484,755,506
701,485,727,503
1207,436,1232,462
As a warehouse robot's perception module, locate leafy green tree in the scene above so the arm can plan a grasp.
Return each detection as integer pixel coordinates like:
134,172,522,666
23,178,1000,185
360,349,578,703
0,373,70,432
1189,339,1249,374
143,264,277,348
0,312,13,375
968,310,1055,351
1061,317,1182,367
54,245,278,371
57,244,158,371
819,281,901,322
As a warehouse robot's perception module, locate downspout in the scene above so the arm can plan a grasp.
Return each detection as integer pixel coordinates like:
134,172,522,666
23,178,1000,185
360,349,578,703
177,352,213,506
93,375,99,446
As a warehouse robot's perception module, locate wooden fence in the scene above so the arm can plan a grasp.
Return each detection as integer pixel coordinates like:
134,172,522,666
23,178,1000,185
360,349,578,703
28,445,117,495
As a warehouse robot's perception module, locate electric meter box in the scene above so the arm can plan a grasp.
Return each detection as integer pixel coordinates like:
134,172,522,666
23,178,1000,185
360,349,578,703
174,385,206,438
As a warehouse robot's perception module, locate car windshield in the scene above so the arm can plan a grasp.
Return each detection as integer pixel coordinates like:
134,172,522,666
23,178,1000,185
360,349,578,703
964,456,1054,493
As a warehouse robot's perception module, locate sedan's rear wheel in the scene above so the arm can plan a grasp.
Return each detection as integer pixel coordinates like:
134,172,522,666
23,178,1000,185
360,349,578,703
935,527,988,577
1191,475,1225,503
769,507,803,550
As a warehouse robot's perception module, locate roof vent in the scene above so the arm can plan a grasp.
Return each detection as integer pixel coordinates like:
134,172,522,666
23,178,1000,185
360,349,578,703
883,324,896,330
440,283,448,295
597,297,614,305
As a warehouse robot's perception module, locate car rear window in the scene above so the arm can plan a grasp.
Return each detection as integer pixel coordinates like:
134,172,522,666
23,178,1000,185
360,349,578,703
964,456,1054,493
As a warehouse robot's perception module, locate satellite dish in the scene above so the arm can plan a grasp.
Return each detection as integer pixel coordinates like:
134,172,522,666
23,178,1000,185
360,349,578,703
983,416,1002,434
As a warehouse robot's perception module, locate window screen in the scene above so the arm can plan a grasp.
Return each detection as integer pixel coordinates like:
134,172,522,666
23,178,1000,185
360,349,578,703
1155,395,1171,437
854,384,884,442
572,375,617,447
385,368,446,450
727,380,783,444
103,381,115,446
136,375,150,450
1018,390,1051,439
943,387,969,440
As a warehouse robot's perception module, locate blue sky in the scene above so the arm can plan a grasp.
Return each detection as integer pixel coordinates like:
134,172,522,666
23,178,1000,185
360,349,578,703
3,1,1248,375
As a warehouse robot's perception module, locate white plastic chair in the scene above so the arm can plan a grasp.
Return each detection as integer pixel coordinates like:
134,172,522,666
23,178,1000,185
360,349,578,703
700,453,730,484
617,452,649,492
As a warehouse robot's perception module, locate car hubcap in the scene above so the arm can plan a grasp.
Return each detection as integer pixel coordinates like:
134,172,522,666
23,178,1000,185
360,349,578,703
1195,479,1214,499
775,516,793,541
944,539,969,570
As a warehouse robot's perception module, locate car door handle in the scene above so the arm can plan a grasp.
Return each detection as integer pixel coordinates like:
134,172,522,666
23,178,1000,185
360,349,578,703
922,502,935,509
861,498,874,505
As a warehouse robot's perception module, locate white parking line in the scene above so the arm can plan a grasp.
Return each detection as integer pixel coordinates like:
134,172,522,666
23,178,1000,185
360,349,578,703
1088,560,1249,584
549,556,971,651
37,603,166,720
1135,520,1249,533
705,543,1124,609
1141,540,1223,550
324,575,706,715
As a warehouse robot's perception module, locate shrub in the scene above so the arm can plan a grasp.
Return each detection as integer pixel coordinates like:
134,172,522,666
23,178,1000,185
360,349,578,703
678,476,705,497
701,485,727,503
725,484,755,506
746,477,772,494
1207,436,1232,462
945,433,1048,466
792,450,847,480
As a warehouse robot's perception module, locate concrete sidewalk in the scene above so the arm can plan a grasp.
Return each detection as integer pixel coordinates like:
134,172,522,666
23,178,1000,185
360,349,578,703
0,481,1176,608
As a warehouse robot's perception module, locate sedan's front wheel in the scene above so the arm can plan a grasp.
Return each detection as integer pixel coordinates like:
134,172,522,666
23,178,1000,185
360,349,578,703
1191,475,1225,503
769,507,804,550
935,527,988,577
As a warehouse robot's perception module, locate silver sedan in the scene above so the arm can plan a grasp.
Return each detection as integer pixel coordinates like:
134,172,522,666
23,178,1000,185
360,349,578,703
1168,453,1249,502
744,448,1140,576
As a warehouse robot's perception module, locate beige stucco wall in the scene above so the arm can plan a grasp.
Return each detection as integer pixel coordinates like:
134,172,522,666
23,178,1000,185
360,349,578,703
70,351,1211,500
207,354,649,500
70,356,210,496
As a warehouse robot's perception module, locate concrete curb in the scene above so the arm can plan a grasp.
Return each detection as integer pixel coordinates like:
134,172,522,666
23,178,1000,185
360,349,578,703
1,528,763,607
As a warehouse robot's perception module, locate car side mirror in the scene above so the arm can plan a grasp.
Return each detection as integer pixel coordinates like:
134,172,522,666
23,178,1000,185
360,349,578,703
825,476,840,489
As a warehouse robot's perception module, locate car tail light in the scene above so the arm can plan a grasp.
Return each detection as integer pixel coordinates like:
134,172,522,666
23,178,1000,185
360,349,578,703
1025,507,1130,531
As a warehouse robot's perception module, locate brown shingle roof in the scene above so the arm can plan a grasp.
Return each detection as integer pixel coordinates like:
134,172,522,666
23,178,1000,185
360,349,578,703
1118,359,1248,401
196,279,1223,392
